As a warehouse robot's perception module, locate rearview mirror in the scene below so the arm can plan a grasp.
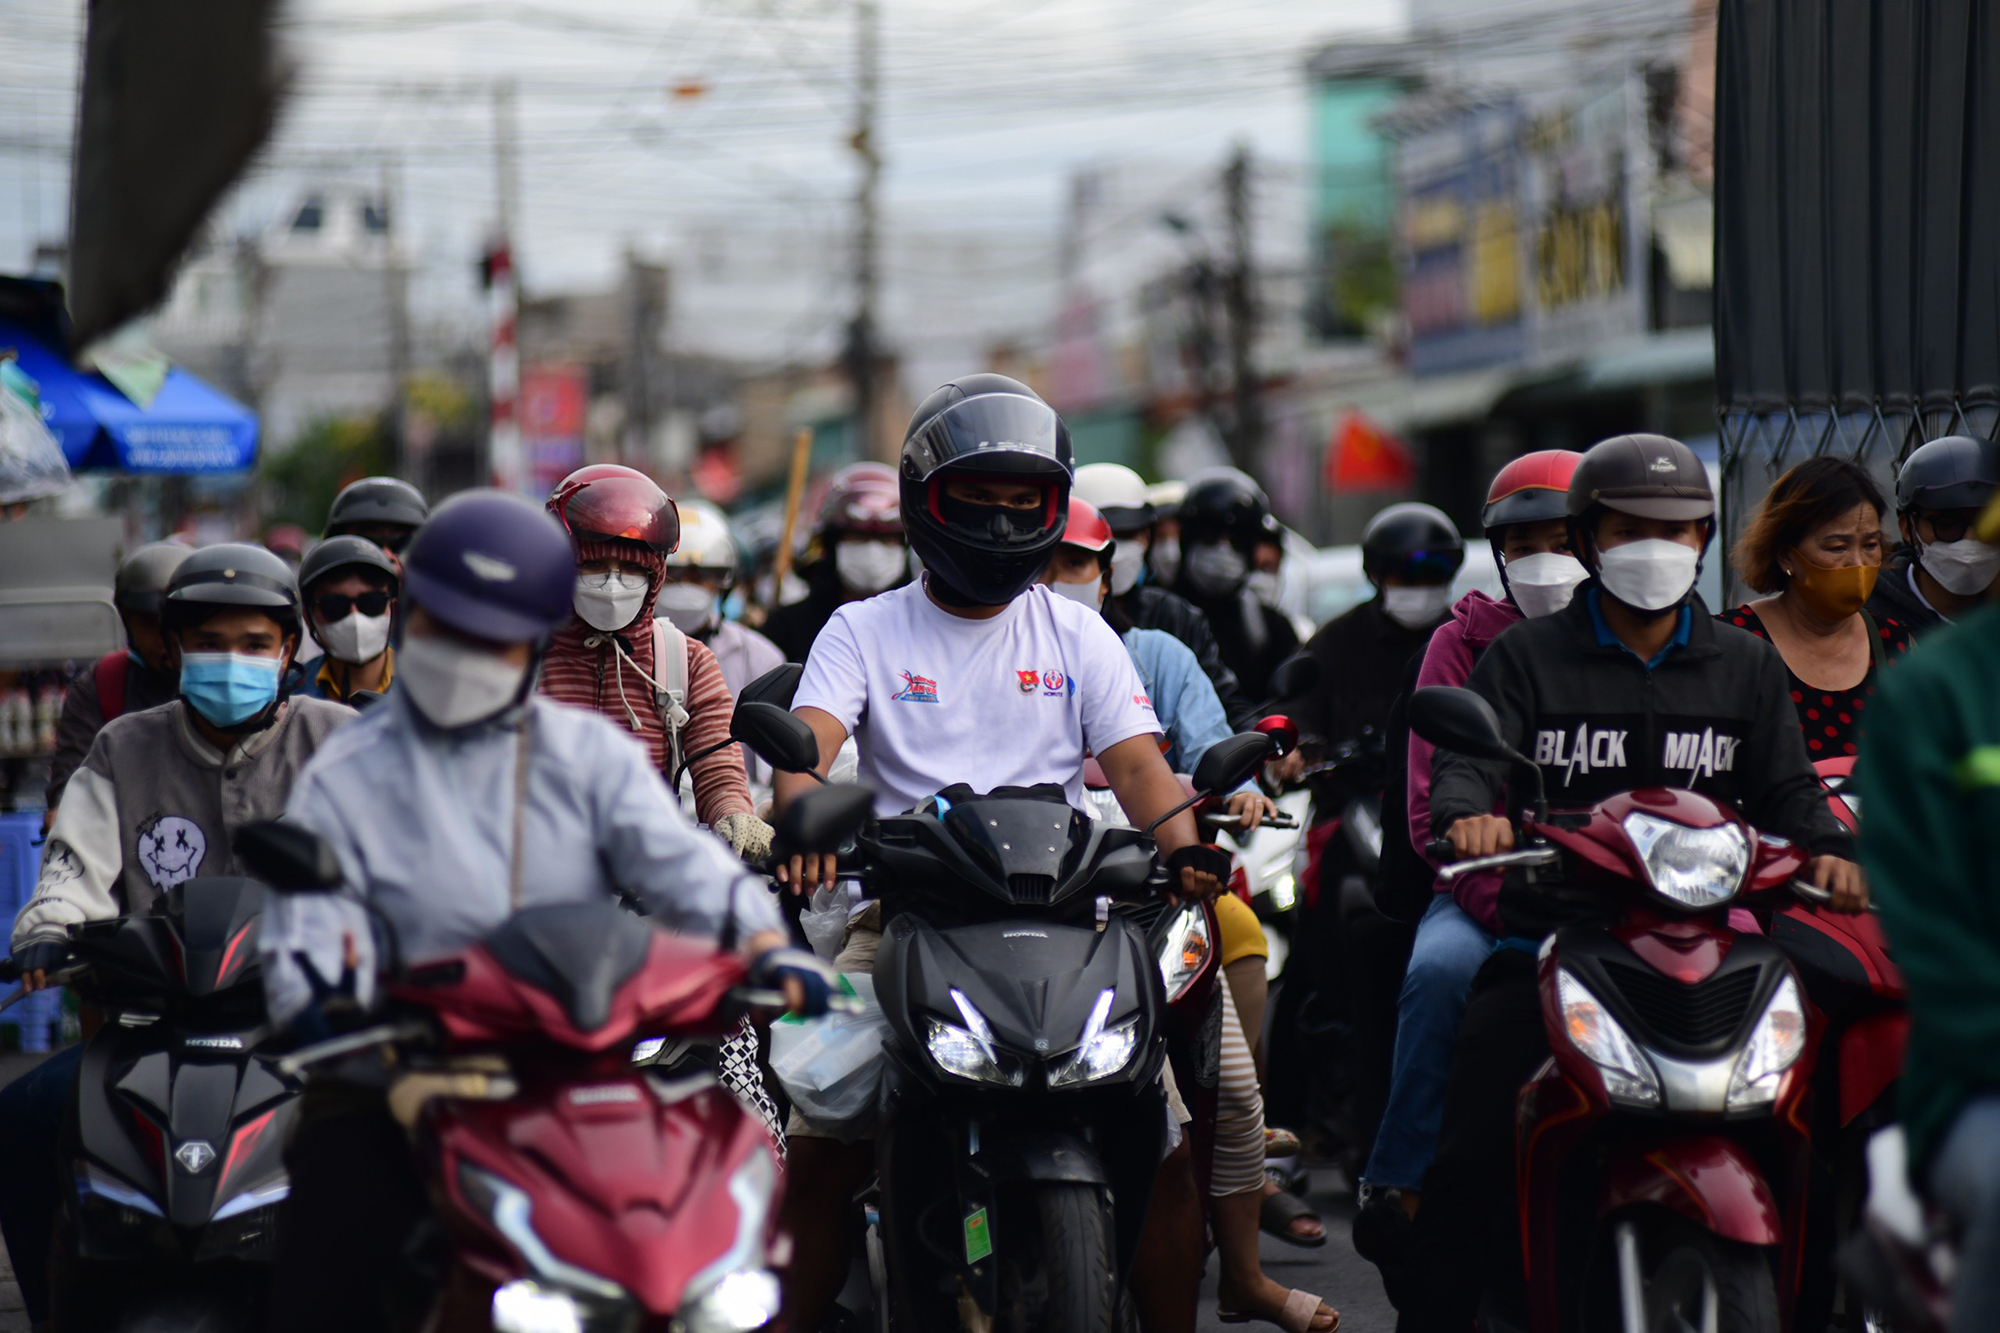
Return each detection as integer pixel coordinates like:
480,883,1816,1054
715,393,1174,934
738,662,804,709
731,702,821,774
1267,653,1319,701
1407,687,1514,763
1191,732,1275,798
232,821,343,893
1254,715,1299,758
773,784,874,861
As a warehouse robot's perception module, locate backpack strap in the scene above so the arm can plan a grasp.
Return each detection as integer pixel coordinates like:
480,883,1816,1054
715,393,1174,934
650,618,691,779
93,651,130,723
1859,609,1889,673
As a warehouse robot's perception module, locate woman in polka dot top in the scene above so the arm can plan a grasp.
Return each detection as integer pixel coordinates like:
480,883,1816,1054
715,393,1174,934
1722,457,1912,756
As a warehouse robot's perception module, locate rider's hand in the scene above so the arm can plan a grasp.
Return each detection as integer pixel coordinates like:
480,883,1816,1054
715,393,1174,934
776,852,839,896
1445,815,1514,860
753,947,841,1018
1166,844,1230,903
13,942,63,993
1226,790,1276,831
1268,750,1307,785
1809,855,1868,913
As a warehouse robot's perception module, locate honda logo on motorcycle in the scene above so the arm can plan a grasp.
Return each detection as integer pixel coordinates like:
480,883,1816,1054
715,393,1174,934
175,1140,216,1174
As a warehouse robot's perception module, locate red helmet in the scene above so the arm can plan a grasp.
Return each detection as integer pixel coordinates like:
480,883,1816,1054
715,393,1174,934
1481,450,1583,532
818,462,902,538
1062,497,1114,555
547,464,680,554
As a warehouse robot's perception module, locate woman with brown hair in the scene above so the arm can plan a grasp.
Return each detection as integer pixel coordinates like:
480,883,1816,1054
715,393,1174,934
1721,456,1912,755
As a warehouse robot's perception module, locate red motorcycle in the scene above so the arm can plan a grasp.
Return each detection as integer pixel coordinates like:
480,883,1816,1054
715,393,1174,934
1414,687,1834,1332
236,823,791,1333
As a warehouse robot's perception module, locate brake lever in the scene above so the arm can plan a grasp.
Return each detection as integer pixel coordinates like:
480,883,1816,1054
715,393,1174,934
274,1018,433,1080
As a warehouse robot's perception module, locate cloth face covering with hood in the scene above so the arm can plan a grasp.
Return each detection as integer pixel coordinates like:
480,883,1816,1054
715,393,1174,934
1918,537,2000,596
396,633,528,730
1596,539,1700,612
835,540,906,595
574,569,649,632
655,582,718,634
1383,584,1454,629
1504,552,1588,620
1182,540,1247,597
180,652,283,727
317,611,391,665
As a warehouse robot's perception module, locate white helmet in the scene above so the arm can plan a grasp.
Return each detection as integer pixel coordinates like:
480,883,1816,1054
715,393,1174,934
1073,463,1155,533
663,499,739,573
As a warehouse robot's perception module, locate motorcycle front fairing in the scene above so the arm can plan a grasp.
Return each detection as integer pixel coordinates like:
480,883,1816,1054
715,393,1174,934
61,879,298,1266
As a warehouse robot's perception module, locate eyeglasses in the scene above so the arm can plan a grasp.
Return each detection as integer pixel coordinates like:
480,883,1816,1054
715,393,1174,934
1919,511,1979,543
576,569,651,592
314,591,393,622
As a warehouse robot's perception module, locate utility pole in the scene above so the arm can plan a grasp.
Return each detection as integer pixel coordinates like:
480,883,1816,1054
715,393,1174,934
488,79,523,493
381,155,413,483
846,0,880,460
1222,144,1261,472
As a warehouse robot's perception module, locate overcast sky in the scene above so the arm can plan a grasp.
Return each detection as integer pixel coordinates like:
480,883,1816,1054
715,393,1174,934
2,0,1407,362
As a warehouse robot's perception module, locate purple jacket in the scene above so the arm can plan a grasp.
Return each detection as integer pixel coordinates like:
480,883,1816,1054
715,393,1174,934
1408,590,1521,931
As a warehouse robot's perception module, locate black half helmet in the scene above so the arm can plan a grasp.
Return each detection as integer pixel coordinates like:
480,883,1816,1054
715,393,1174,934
298,534,401,598
1896,435,2000,514
114,541,194,616
163,543,302,636
326,476,430,543
900,373,1073,605
1177,468,1272,555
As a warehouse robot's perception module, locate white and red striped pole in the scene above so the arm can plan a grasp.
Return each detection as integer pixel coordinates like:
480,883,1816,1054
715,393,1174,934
488,240,522,493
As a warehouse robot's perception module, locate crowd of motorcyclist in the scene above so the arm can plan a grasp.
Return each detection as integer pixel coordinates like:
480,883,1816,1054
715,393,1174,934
5,369,2000,1332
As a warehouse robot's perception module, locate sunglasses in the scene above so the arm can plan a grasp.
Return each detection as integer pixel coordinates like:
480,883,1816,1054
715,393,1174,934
314,591,393,622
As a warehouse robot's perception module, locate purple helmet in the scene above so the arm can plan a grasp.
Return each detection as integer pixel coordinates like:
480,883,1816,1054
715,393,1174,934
401,491,575,643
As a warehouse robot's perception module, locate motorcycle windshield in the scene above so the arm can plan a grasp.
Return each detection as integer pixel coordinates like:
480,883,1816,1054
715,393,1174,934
940,797,1091,905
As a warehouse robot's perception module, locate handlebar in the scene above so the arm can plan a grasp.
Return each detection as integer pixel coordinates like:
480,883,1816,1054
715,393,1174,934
1202,810,1300,831
1434,845,1559,887
1425,837,1453,860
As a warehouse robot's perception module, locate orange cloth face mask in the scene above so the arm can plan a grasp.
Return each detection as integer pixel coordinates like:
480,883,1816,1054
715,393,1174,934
1785,549,1879,620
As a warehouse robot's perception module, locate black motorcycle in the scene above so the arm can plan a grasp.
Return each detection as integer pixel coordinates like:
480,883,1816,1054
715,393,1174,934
733,700,1278,1333
17,877,299,1332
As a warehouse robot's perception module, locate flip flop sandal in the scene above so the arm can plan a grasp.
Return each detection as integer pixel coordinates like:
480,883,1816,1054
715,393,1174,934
1258,1186,1326,1248
1218,1288,1338,1333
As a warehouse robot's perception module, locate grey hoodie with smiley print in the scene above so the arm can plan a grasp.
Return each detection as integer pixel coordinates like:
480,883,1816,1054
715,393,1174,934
15,697,353,952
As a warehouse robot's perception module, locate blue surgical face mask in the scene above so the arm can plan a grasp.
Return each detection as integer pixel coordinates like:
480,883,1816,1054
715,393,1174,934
179,652,284,727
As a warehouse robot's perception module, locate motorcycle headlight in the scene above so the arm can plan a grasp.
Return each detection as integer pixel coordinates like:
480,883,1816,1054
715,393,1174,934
1556,969,1661,1107
924,990,1023,1087
1050,988,1140,1088
1258,853,1297,912
1157,905,1212,1003
672,1268,782,1333
631,1037,666,1064
1621,812,1749,909
492,1280,638,1333
1726,974,1808,1110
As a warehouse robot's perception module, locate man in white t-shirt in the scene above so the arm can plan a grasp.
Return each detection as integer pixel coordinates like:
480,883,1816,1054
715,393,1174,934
775,375,1228,1333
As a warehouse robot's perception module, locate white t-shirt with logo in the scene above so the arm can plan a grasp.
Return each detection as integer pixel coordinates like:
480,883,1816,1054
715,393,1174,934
795,581,1163,815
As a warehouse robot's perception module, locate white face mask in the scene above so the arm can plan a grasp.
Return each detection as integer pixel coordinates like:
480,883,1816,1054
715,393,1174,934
655,581,719,634
1503,551,1589,619
1150,534,1181,587
573,575,648,632
1047,576,1106,611
835,540,906,594
1183,541,1247,596
1595,538,1700,613
1382,584,1454,629
1245,569,1281,607
1918,537,2000,596
1109,538,1148,596
396,632,531,730
316,610,392,665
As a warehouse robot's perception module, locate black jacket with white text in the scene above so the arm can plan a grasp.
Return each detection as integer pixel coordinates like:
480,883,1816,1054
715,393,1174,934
1429,587,1852,862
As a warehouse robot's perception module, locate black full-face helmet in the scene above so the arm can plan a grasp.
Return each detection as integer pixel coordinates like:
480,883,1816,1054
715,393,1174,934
900,374,1073,605
1177,468,1273,557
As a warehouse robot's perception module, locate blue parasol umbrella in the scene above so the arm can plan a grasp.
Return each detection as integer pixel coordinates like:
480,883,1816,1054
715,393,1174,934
0,315,257,474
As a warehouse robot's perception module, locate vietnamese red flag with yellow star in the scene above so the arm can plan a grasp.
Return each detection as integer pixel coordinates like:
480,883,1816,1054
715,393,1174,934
1325,409,1414,491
